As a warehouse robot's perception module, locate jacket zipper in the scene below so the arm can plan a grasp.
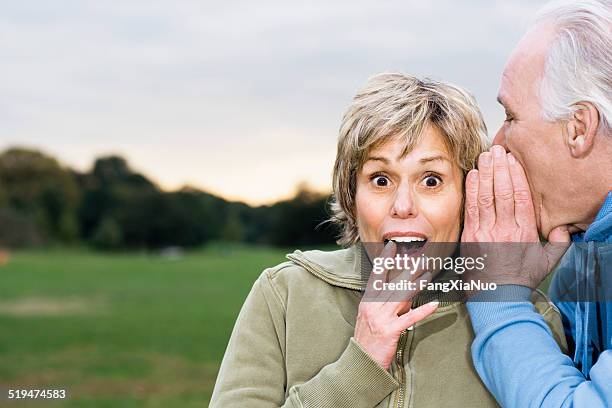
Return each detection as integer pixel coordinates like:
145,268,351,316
395,328,409,407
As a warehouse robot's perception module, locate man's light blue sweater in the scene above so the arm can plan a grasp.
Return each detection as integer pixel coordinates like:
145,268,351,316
467,192,612,407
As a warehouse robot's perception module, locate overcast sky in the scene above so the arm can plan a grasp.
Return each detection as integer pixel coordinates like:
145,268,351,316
1,0,548,205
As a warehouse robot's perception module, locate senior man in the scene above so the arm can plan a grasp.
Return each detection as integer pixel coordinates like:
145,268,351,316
463,0,612,407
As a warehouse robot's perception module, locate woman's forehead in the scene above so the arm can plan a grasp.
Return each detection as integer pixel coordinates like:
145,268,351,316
363,128,453,164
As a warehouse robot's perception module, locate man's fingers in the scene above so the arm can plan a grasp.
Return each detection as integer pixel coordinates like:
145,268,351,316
548,225,571,243
491,145,516,229
393,300,439,332
543,225,571,273
477,152,496,229
464,169,479,235
507,153,537,232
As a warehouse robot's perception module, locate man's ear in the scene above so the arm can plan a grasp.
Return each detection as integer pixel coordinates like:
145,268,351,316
565,102,599,158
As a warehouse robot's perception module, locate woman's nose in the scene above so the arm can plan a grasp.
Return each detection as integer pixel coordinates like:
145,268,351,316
391,186,417,219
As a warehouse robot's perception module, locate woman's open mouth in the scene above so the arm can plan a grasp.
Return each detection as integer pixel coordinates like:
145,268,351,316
383,234,428,255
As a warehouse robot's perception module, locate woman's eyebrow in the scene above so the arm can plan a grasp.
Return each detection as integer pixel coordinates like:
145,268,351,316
418,155,448,164
364,156,390,164
365,155,448,165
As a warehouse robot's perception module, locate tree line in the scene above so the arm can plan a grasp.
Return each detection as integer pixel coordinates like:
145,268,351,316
0,148,339,250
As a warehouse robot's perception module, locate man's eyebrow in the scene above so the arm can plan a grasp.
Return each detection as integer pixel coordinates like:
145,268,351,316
497,95,516,116
497,95,512,111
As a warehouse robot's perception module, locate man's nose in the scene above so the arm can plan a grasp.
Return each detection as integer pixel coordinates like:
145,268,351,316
493,126,508,149
392,185,417,219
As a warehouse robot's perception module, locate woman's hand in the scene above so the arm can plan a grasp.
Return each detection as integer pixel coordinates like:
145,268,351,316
354,241,439,371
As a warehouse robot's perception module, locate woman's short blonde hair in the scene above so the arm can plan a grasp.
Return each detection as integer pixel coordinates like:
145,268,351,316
330,73,488,246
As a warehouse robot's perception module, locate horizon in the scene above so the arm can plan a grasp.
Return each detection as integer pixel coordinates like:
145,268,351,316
0,143,330,206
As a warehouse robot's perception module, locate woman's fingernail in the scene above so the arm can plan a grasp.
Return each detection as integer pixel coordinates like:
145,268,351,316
507,153,516,164
428,300,439,308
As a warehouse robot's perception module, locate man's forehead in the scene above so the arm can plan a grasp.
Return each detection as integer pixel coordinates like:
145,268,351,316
517,26,555,66
498,25,555,107
497,67,515,108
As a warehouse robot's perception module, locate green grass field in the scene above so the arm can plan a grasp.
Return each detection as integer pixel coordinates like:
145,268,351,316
0,244,288,407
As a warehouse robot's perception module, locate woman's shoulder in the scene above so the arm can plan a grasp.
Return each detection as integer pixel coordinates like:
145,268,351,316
530,288,569,354
256,246,363,301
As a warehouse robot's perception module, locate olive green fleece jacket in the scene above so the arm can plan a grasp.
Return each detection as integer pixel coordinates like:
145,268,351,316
210,246,568,407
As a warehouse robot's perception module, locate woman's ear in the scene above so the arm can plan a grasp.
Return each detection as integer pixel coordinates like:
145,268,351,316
565,102,599,158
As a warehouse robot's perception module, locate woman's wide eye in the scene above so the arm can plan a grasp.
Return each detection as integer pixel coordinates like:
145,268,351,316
372,175,389,187
423,175,442,188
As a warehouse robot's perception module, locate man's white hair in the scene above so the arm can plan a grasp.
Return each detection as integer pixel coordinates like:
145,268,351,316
534,0,611,132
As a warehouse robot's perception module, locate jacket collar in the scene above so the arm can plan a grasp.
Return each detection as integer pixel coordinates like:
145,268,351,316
573,191,612,243
584,191,612,243
286,245,366,291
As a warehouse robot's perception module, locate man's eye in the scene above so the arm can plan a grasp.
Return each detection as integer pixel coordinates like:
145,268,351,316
422,175,442,188
372,175,390,187
504,115,513,122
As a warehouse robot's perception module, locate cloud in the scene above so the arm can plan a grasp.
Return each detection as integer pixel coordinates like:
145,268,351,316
0,0,548,204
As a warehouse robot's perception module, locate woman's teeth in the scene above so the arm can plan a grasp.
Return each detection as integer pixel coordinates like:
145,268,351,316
391,237,425,242
384,237,426,244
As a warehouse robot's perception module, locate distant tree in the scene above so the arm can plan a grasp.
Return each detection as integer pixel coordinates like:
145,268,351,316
0,148,80,244
115,188,229,249
58,212,80,242
78,157,231,249
266,184,337,247
91,216,124,249
0,208,43,247
0,147,339,250
92,156,130,182
0,182,6,207
221,209,245,242
76,155,158,243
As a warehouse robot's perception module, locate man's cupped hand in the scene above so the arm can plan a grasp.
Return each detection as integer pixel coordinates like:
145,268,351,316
460,145,571,290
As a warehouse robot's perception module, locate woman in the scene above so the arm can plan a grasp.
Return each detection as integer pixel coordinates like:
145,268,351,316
209,73,566,407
